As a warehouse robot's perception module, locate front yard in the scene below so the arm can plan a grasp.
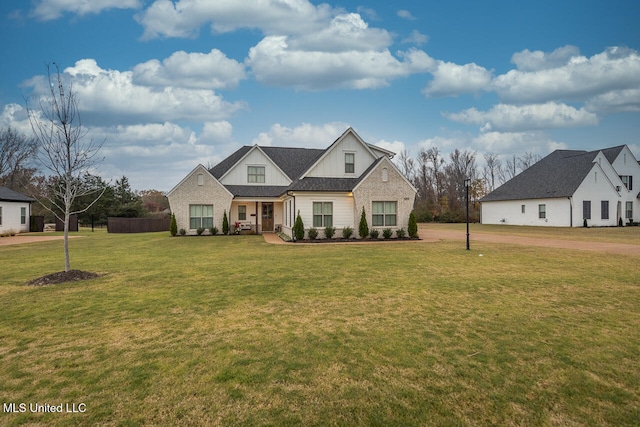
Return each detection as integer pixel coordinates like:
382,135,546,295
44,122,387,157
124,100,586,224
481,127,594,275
1,227,639,426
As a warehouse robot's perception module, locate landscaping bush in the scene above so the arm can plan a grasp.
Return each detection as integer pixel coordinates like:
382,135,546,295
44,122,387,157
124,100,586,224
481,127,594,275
370,229,379,239
358,207,369,239
222,210,229,235
308,227,318,240
342,226,354,239
170,213,178,236
196,227,205,235
209,226,218,235
324,226,336,239
179,228,186,236
408,212,418,238
396,228,406,238
382,228,393,239
293,211,305,240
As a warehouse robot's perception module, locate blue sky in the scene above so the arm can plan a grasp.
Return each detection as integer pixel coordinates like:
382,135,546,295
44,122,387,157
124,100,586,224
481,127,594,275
1,0,639,191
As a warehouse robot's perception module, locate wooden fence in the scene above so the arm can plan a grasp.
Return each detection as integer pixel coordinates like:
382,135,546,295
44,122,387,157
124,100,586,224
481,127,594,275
107,217,171,233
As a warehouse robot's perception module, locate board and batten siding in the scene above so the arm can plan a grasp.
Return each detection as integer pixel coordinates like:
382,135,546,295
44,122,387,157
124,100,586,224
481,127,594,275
219,148,291,186
290,193,355,238
305,133,378,178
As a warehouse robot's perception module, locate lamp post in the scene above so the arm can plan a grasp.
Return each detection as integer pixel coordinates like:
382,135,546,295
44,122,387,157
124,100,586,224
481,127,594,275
464,178,470,250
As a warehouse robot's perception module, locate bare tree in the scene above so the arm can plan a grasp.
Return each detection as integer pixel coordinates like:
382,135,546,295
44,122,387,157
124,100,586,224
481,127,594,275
26,63,106,272
397,149,415,182
0,127,37,189
518,151,541,171
482,152,502,192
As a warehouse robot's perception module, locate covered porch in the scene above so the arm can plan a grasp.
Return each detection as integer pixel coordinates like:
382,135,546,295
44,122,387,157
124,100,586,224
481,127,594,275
229,199,284,234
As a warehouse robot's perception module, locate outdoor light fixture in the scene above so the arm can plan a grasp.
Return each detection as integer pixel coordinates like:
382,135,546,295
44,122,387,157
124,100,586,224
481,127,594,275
464,178,470,250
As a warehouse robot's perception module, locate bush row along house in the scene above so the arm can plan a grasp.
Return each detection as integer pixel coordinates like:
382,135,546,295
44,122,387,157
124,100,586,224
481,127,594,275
0,186,34,234
167,128,417,237
480,145,640,227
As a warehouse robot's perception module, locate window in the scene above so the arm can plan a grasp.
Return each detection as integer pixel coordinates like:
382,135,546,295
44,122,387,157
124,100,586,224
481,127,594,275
248,166,265,183
372,201,397,227
538,204,546,219
21,207,26,225
0,206,2,225
345,153,355,174
620,175,633,191
313,202,333,227
583,201,591,220
382,167,388,182
238,205,246,221
626,202,633,219
521,205,525,214
601,201,609,220
189,204,213,229
197,173,204,186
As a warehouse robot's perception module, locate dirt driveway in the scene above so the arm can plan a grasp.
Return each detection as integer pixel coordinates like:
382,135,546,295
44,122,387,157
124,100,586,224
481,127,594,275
418,225,640,256
0,234,81,246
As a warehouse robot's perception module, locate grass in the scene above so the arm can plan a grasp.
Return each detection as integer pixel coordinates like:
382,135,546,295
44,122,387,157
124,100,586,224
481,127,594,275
1,228,639,426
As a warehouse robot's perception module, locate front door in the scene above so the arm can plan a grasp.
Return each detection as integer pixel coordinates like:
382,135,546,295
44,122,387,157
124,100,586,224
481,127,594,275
262,202,274,232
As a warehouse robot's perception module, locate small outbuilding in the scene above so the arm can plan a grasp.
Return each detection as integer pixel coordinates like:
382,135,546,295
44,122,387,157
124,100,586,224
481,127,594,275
0,186,35,234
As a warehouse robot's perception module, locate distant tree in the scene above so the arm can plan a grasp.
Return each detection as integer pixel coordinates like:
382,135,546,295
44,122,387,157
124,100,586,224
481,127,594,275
482,152,502,192
139,189,169,215
358,206,369,239
0,127,37,190
112,176,143,217
26,63,105,272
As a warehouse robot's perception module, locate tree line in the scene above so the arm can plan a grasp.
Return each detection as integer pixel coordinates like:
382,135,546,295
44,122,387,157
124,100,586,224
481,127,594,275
397,147,541,222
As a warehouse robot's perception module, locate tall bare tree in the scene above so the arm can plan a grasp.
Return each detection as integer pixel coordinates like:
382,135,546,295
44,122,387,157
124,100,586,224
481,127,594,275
482,152,502,192
0,127,37,190
26,63,105,272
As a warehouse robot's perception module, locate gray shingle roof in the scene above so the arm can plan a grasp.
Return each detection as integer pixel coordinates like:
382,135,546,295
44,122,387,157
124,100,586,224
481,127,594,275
224,185,290,198
0,186,35,202
480,148,609,202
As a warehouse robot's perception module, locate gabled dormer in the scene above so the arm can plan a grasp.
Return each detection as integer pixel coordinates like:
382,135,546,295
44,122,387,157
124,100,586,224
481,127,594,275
301,128,382,179
610,145,639,193
218,145,292,186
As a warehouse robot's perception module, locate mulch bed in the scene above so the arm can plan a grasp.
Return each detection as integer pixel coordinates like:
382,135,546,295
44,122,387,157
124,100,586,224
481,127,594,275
27,270,100,286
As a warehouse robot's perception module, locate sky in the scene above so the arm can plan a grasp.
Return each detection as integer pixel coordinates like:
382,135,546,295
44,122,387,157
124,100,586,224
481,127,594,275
1,0,639,192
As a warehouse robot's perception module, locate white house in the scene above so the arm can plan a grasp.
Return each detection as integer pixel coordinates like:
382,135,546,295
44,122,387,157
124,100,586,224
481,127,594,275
480,145,640,227
0,186,34,234
167,128,417,237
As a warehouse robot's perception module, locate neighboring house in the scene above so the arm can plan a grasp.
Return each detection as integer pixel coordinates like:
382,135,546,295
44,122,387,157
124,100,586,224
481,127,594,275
480,145,640,227
0,186,35,233
168,128,417,237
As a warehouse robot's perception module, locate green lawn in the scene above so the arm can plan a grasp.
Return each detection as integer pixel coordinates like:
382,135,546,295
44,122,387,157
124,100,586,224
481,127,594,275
1,229,639,426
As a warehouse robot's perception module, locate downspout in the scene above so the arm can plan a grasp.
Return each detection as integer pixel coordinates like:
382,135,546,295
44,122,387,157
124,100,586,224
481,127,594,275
568,197,573,227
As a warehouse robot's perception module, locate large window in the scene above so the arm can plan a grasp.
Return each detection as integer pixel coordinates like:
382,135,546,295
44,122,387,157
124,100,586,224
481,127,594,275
372,201,397,227
583,201,591,220
190,204,213,229
626,202,633,219
538,204,546,219
313,202,333,227
601,200,609,220
248,166,265,183
345,153,355,174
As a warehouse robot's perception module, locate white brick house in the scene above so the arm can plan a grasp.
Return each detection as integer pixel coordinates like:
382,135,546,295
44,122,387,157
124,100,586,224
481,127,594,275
167,128,417,237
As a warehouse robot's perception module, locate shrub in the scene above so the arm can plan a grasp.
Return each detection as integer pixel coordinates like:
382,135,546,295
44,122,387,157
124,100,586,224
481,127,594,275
396,228,406,238
308,227,318,240
179,228,186,236
342,226,354,239
170,213,178,236
370,229,379,239
382,228,393,239
358,206,369,239
196,227,205,236
618,217,623,227
222,210,229,235
408,211,418,238
324,226,336,239
293,211,305,240
210,226,218,235
583,218,588,228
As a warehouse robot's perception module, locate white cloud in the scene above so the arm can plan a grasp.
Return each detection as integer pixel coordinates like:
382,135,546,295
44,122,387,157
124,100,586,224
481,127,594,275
511,45,581,71
445,102,599,132
23,59,244,126
247,36,433,90
585,88,640,113
423,61,492,97
397,10,416,20
31,0,140,21
472,131,566,156
132,49,246,90
402,30,428,46
251,122,350,148
136,0,333,40
374,139,405,156
493,46,640,105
